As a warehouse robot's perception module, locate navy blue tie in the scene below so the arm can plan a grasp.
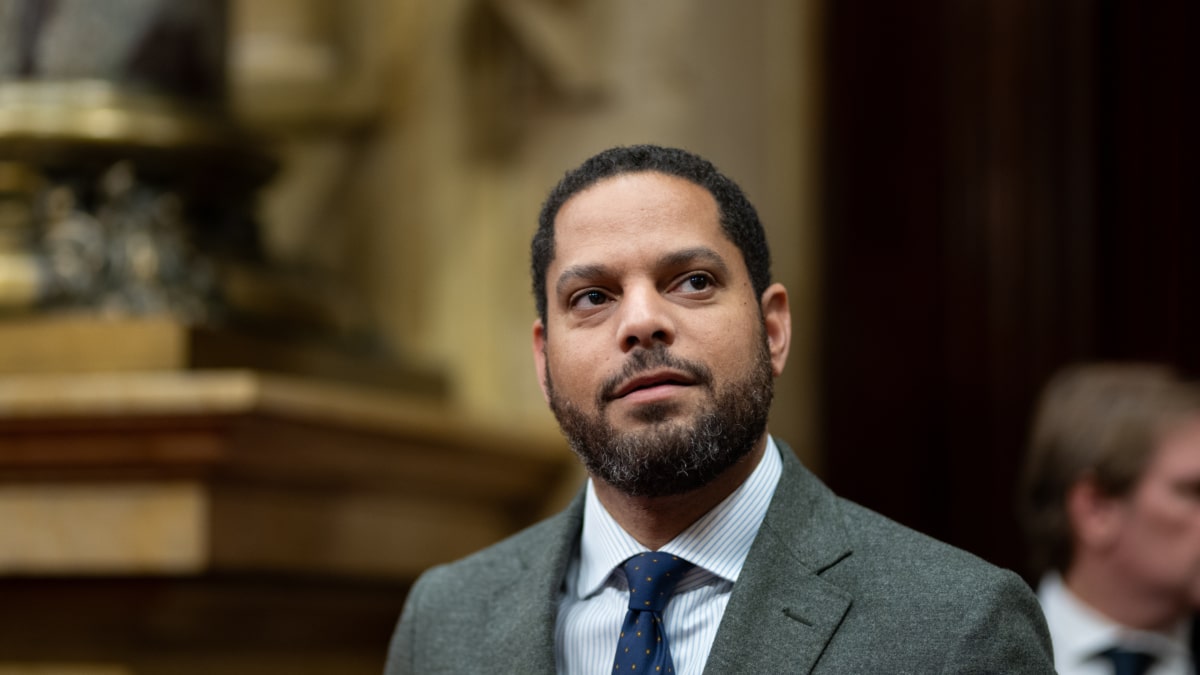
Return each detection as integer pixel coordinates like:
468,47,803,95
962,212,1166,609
1101,647,1156,675
613,552,694,673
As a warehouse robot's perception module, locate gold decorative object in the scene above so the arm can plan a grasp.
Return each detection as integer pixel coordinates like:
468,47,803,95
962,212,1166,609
0,0,269,323
0,0,430,392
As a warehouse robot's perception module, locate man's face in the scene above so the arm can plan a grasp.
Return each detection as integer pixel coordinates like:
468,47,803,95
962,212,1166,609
531,171,790,497
1107,415,1200,609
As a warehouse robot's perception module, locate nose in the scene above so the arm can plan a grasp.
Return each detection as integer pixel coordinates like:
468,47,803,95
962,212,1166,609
617,283,675,351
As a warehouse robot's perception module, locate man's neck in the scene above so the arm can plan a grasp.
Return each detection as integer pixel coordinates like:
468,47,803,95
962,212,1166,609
590,437,768,550
1065,562,1190,633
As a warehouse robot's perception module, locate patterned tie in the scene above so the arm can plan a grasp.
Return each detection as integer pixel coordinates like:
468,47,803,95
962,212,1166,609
1100,647,1156,675
613,552,694,673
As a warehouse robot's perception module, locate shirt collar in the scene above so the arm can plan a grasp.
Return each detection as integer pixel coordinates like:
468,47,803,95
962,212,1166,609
1038,572,1192,668
573,435,783,599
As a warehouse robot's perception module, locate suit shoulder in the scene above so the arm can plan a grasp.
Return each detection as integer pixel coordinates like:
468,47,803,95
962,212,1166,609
411,503,578,596
819,497,1053,671
831,496,1031,600
387,505,577,674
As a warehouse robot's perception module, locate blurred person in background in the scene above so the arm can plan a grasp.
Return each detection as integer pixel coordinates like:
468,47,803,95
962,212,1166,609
1020,363,1200,675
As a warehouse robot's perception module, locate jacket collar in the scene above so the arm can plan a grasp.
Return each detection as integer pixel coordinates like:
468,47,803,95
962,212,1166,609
478,440,856,674
479,490,584,673
702,442,854,674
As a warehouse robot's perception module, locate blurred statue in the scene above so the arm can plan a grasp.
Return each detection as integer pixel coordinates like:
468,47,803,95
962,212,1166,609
0,0,225,99
0,0,263,323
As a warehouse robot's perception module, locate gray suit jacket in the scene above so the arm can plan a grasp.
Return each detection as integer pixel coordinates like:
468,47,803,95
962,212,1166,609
385,442,1054,673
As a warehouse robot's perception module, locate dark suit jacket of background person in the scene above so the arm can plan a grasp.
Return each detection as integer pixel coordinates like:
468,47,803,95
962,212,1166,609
385,442,1055,673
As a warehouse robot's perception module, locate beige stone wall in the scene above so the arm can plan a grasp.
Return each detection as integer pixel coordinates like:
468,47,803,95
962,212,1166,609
234,0,824,468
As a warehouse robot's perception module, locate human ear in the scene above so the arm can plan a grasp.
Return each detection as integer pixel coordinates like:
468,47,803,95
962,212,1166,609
532,319,550,404
760,283,792,377
1066,474,1126,552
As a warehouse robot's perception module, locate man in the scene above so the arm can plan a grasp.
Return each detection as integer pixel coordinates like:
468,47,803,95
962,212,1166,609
1020,363,1200,675
386,145,1053,673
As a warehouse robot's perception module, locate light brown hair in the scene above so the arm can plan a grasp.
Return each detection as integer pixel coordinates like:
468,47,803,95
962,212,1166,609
1018,363,1200,577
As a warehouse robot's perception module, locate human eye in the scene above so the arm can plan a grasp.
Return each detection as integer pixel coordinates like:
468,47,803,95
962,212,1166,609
569,288,611,309
1173,478,1200,503
674,272,716,295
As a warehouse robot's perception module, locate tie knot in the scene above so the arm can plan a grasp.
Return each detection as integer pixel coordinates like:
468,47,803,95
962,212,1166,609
1100,646,1156,675
622,552,694,613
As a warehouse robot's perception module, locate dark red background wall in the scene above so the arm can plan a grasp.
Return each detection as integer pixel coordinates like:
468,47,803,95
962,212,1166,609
818,0,1197,580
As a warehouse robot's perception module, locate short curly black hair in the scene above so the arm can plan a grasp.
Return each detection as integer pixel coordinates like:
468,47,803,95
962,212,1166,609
530,144,772,324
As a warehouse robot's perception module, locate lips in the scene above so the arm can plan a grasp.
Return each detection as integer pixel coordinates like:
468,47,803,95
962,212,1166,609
608,369,697,400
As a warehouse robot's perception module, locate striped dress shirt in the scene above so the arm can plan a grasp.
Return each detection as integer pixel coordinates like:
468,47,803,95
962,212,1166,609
555,436,784,675
1038,572,1193,675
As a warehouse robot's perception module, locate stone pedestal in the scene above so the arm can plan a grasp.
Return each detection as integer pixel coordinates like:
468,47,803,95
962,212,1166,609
0,363,573,674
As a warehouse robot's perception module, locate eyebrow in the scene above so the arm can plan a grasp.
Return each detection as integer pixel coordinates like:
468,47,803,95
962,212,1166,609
660,246,730,278
554,246,731,297
555,263,611,297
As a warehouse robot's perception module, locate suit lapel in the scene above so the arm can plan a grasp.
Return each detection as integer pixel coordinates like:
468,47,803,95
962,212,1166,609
475,443,855,673
704,443,854,674
480,492,585,673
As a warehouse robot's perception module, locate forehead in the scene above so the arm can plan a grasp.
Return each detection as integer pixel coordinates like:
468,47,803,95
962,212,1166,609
1146,415,1200,477
551,171,727,261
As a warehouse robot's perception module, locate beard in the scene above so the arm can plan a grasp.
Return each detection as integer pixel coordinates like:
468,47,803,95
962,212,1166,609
544,329,774,498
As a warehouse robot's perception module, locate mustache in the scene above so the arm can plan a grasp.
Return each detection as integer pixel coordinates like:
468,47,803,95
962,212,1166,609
597,348,713,404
